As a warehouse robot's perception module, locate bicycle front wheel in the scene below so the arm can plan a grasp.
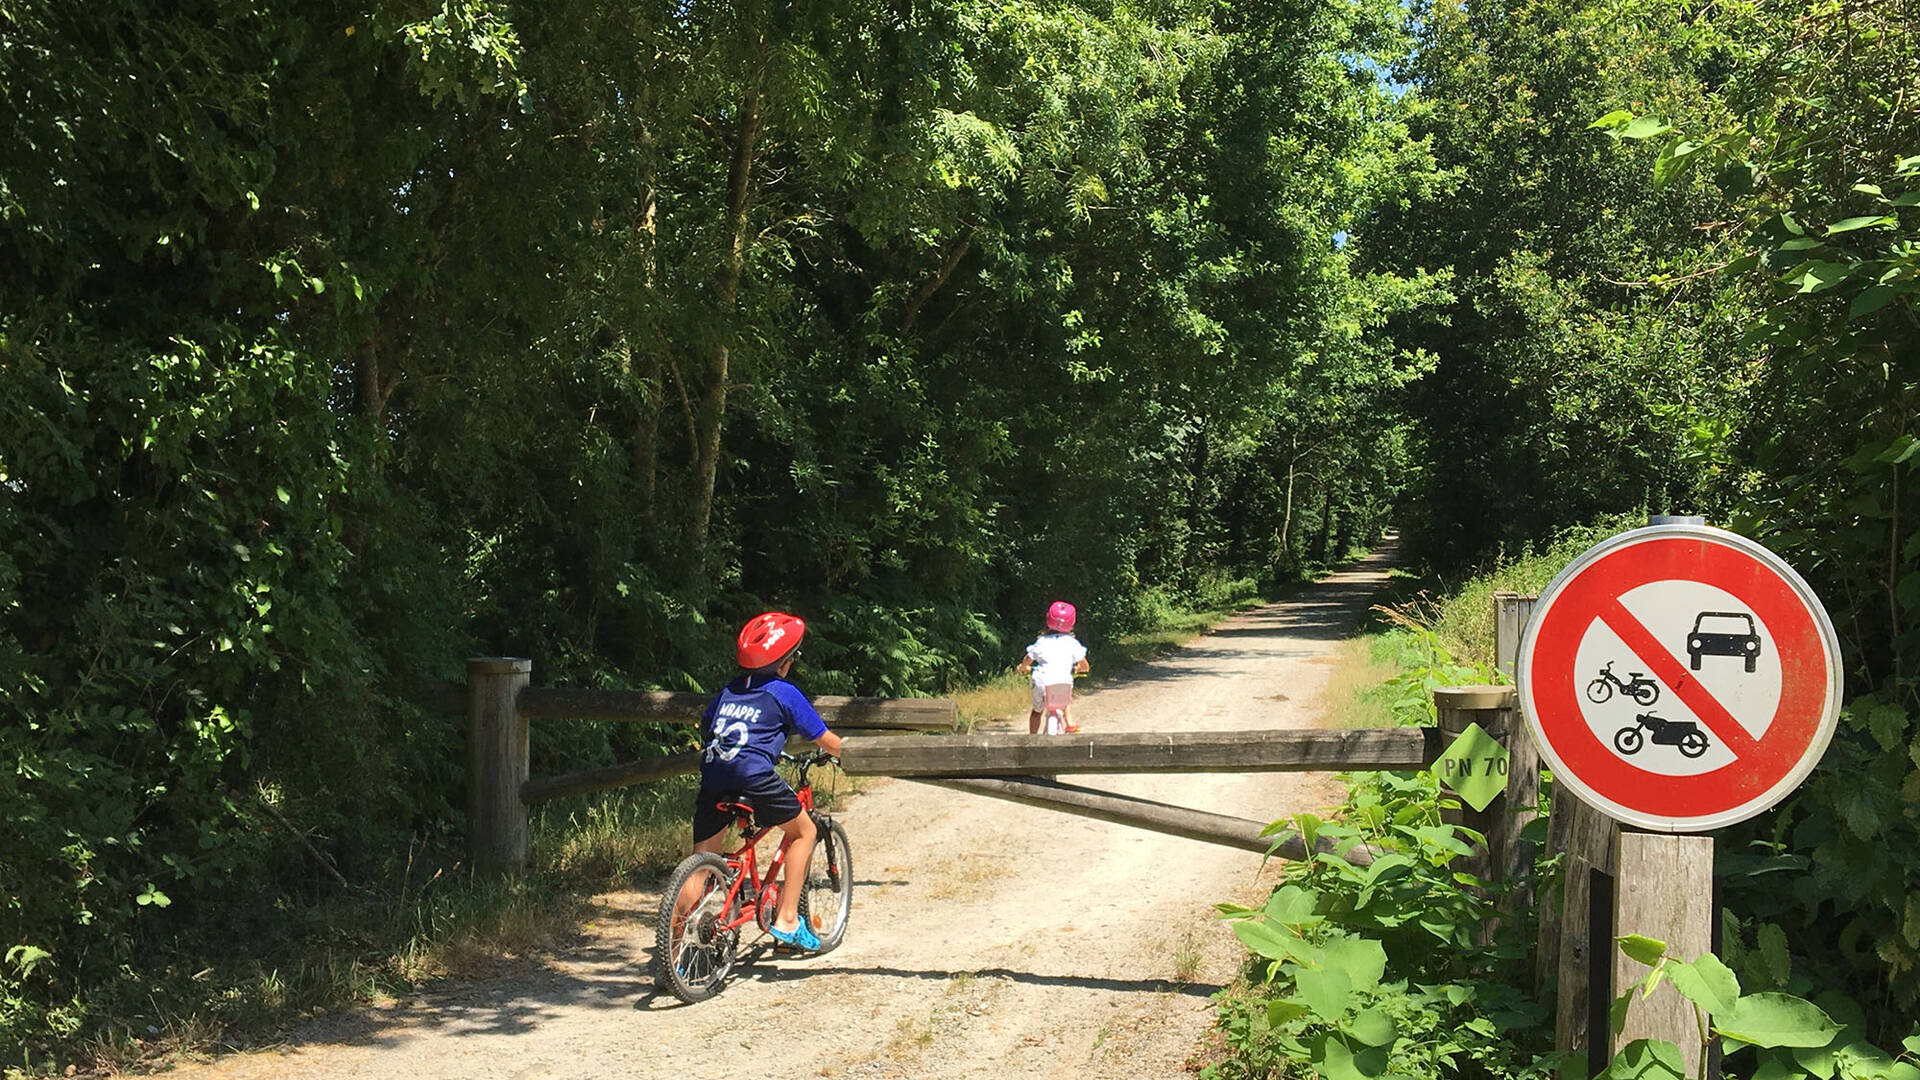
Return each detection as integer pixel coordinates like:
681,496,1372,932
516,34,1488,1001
654,852,738,1003
798,816,853,954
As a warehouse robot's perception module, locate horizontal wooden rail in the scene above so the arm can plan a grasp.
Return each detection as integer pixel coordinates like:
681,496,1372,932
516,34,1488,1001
518,729,911,805
433,682,955,730
914,775,1379,866
522,750,702,804
840,728,1435,777
462,657,962,868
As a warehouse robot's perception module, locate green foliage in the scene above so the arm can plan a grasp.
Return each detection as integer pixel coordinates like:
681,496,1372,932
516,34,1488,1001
1211,769,1555,1080
1367,0,1920,1031
1577,0,1920,1040
0,0,1427,1059
1605,936,1920,1080
1713,691,1920,1042
1209,631,1548,1079
1357,0,1747,569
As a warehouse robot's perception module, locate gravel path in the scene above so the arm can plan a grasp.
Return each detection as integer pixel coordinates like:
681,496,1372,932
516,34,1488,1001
166,547,1396,1080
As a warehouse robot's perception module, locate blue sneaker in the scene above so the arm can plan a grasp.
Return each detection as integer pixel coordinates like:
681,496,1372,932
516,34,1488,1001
769,920,822,952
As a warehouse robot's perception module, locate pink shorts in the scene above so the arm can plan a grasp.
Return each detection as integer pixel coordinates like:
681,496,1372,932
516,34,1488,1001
1031,683,1073,712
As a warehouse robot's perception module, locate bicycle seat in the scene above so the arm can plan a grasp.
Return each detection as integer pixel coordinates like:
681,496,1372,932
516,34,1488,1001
715,798,756,827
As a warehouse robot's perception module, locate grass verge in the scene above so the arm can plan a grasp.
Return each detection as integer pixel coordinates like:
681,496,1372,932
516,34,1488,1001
11,777,705,1080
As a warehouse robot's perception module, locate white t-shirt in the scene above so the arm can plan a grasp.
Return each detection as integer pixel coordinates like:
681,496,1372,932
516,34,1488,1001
1026,632,1087,687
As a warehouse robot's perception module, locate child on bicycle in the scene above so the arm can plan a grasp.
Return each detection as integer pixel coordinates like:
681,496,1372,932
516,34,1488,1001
1017,600,1090,734
685,611,844,951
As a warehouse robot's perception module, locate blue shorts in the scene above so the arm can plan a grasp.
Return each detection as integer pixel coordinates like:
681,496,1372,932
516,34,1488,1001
692,771,803,843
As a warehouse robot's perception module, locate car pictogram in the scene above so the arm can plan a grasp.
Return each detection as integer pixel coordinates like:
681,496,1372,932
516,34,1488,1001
1687,611,1762,673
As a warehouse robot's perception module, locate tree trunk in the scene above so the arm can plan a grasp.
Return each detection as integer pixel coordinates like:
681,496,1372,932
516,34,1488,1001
689,88,763,551
356,336,389,441
629,180,660,535
626,336,659,533
1188,425,1210,568
1281,459,1296,558
900,232,973,333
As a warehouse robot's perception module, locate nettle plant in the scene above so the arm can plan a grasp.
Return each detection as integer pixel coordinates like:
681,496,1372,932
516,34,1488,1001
1607,936,1920,1080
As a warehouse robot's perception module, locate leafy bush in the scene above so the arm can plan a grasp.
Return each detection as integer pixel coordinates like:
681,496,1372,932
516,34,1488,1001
1717,691,1920,1044
1604,936,1920,1080
1211,772,1556,1080
1208,619,1553,1079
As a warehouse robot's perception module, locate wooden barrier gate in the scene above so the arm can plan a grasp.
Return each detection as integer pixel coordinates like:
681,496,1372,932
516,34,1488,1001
456,664,1533,882
457,591,1633,1069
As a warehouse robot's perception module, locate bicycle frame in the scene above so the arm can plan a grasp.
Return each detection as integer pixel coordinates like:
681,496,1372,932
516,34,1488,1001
708,759,821,935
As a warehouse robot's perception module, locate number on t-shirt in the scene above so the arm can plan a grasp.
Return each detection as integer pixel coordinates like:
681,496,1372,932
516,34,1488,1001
704,719,750,763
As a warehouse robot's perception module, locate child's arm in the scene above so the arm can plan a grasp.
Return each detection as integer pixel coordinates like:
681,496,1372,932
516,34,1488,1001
1074,658,1090,675
1017,655,1033,674
813,729,845,756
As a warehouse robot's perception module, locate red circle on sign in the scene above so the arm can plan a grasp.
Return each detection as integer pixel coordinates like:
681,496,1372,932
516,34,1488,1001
1520,529,1840,831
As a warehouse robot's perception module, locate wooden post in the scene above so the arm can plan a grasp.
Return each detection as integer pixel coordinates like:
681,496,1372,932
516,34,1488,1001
1432,685,1513,884
468,657,531,872
1490,699,1542,917
1493,591,1536,679
1548,517,1704,1066
1611,832,1714,1074
1551,793,1620,1065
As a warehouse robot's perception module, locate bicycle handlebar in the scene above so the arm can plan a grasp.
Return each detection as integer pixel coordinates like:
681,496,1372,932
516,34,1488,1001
778,749,840,776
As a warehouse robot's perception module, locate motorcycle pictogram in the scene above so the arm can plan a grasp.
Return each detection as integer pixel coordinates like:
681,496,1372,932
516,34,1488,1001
1585,660,1661,706
1613,712,1710,759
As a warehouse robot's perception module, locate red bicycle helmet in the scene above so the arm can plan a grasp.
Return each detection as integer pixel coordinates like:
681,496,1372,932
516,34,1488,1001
737,611,806,669
1046,600,1077,632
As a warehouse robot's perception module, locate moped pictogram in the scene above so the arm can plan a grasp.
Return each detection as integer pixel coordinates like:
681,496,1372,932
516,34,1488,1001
1586,660,1661,706
1613,712,1710,759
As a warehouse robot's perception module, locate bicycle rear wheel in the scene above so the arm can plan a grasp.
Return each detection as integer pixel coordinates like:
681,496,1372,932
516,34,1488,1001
654,852,738,1003
798,816,853,954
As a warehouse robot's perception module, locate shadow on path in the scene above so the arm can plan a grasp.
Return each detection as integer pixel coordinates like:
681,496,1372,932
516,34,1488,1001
276,941,1213,1050
717,962,1219,999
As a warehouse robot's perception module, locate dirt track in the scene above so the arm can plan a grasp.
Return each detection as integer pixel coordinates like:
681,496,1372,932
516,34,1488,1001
168,547,1396,1080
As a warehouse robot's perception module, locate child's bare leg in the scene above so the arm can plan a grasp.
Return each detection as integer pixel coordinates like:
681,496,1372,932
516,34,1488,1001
771,811,817,931
1028,709,1043,734
674,831,731,923
675,834,733,914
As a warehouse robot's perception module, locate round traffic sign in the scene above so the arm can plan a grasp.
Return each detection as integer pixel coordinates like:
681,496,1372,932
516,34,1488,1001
1516,523,1842,832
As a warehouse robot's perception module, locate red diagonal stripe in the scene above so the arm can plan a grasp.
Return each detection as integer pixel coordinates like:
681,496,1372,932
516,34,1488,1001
1597,598,1764,761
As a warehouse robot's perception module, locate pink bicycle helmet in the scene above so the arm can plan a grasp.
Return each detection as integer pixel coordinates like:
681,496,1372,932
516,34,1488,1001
1045,600,1077,632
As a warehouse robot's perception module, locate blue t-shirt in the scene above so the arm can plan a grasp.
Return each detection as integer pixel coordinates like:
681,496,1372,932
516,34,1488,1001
699,674,829,789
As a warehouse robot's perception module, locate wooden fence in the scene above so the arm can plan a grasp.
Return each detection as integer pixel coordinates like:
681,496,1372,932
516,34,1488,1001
455,590,1623,1069
455,658,959,870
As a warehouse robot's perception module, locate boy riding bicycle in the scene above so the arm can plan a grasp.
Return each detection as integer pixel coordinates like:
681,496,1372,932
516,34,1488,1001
684,611,843,950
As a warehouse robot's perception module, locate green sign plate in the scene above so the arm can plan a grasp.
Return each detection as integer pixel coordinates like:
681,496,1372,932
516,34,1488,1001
1433,721,1510,812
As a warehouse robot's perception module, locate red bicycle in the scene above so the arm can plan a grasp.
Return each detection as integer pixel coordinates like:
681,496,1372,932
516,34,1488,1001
652,750,853,1003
